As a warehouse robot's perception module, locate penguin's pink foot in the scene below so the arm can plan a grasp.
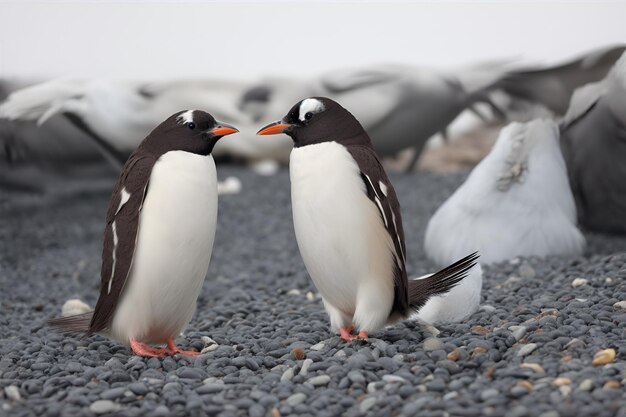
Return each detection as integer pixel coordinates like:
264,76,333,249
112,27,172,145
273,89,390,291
356,331,368,340
166,338,200,357
339,325,357,342
130,339,167,358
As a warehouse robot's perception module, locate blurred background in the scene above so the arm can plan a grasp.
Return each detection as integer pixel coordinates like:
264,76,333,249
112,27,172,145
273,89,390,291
1,1,626,237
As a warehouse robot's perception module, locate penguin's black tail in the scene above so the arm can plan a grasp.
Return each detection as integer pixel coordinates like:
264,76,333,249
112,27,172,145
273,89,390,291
408,252,480,312
47,312,93,335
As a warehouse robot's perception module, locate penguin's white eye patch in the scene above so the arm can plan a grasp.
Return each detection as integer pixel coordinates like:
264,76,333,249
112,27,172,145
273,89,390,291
177,110,195,125
298,98,325,122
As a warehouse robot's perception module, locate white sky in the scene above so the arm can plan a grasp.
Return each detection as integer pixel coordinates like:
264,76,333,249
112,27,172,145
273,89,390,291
1,1,625,80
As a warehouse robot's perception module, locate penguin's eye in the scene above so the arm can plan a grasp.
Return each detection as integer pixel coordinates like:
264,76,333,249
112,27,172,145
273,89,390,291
187,122,196,130
304,112,313,121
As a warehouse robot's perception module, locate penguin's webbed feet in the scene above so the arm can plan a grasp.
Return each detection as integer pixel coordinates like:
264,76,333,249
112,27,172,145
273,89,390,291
166,338,200,357
339,325,369,342
130,339,167,358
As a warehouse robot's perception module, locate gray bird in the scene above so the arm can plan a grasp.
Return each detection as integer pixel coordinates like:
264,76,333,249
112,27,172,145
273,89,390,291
559,50,626,234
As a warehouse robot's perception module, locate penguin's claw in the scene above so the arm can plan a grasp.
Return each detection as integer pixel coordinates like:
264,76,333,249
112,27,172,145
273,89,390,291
130,339,166,358
166,338,200,357
339,325,358,342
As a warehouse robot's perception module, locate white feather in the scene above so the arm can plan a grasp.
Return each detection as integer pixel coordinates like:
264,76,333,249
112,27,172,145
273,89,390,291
290,142,395,333
110,151,217,344
412,264,483,325
424,119,585,266
298,98,325,121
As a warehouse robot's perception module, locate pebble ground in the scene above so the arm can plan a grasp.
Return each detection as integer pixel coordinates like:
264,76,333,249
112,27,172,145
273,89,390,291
1,166,625,417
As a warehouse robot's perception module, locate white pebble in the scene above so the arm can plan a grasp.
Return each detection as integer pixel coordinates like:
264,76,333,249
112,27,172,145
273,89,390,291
287,289,301,296
90,400,120,414
280,368,294,382
61,299,92,317
217,177,242,195
509,325,528,341
200,344,218,354
306,292,314,301
613,301,626,310
517,343,537,357
360,397,377,412
310,342,325,351
334,350,346,359
571,278,588,288
308,375,331,386
286,392,306,406
299,358,313,376
251,160,279,176
443,391,458,401
382,375,406,384
423,337,443,351
4,386,20,401
579,379,593,391
559,385,572,397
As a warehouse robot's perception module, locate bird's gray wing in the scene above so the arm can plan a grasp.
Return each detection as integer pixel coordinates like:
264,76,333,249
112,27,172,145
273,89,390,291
497,44,625,114
89,153,156,333
345,144,409,316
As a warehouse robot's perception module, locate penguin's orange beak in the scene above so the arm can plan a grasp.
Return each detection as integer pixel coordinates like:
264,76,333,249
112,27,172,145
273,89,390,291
208,122,239,137
256,120,291,135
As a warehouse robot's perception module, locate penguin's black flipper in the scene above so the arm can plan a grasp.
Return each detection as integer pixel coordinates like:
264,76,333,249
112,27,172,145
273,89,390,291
47,312,93,335
408,252,480,312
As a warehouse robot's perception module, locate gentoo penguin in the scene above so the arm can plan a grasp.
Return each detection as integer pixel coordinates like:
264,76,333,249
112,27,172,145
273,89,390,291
257,97,479,341
49,110,238,357
424,119,585,266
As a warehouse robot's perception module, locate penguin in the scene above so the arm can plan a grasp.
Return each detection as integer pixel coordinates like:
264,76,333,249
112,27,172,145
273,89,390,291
48,110,238,357
257,97,479,341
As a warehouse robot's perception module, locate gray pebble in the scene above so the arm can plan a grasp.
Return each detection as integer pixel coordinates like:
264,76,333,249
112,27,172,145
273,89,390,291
480,388,499,401
308,375,331,386
286,392,307,406
517,343,537,356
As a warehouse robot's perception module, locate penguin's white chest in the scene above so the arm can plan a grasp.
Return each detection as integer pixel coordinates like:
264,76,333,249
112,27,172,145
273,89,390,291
111,151,217,344
290,142,395,322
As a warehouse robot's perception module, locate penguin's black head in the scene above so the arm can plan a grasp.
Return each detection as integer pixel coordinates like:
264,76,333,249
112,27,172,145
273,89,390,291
143,110,238,156
256,97,369,147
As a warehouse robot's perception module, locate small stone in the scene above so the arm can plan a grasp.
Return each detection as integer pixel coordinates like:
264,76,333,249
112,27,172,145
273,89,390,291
360,397,377,412
613,301,626,310
61,299,92,317
423,337,443,351
217,176,242,195
447,349,460,361
443,391,458,401
287,289,301,296
249,404,265,417
471,325,490,335
306,292,314,301
382,375,406,384
510,386,529,398
578,379,593,391
520,363,545,373
538,412,560,417
552,378,572,387
89,400,121,414
559,385,571,397
472,346,487,357
201,336,217,346
516,380,533,391
310,342,325,351
480,388,499,401
196,384,224,394
571,278,588,288
347,370,365,384
480,305,496,313
286,393,306,406
334,350,346,358
299,359,313,376
308,375,330,386
509,326,528,341
603,380,621,389
592,348,616,365
291,347,306,360
280,368,294,382
517,343,537,357
605,277,613,284
4,386,21,401
201,344,218,354
519,263,536,279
